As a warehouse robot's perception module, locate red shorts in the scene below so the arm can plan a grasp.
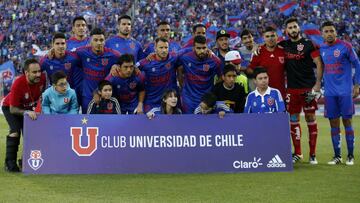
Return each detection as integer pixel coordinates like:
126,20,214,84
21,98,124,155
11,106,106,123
286,88,318,114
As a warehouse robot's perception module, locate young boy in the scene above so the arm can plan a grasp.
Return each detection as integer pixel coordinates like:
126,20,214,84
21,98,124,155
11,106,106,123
244,67,285,113
41,71,79,114
212,64,247,113
194,92,232,118
87,80,121,114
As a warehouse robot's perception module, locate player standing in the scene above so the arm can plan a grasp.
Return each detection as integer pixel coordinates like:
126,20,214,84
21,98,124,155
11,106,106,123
67,16,90,51
320,21,360,165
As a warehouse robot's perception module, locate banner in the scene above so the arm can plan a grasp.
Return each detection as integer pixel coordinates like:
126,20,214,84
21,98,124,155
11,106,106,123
23,114,293,174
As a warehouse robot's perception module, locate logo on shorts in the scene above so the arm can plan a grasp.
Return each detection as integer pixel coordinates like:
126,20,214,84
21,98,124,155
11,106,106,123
28,150,44,171
278,57,284,64
334,49,340,57
64,63,72,70
102,59,109,66
107,102,113,110
297,43,304,52
64,97,69,104
203,64,210,72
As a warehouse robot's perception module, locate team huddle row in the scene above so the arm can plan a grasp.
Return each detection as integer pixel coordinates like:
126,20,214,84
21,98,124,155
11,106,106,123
1,15,360,172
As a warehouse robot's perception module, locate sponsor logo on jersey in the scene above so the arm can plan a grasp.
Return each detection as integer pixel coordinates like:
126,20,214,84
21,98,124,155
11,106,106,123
27,150,44,171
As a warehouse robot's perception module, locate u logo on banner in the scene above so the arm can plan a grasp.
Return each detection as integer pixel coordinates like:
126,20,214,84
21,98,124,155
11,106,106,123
71,127,98,156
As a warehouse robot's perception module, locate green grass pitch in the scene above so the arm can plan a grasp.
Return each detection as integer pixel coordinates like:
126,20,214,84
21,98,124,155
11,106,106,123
0,115,359,202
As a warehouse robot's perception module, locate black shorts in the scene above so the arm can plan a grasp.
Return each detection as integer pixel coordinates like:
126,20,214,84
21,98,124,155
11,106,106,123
2,106,23,135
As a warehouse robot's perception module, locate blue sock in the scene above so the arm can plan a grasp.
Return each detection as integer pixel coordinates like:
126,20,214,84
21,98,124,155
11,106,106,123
345,126,354,157
331,128,341,157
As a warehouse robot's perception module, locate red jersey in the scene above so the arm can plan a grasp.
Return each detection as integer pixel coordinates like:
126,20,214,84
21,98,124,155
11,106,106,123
249,45,286,97
2,73,46,110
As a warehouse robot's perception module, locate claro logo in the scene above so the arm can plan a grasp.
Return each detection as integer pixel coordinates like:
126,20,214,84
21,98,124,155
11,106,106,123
233,157,263,169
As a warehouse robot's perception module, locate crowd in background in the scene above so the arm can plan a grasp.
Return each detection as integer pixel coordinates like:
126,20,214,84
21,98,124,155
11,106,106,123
0,0,359,72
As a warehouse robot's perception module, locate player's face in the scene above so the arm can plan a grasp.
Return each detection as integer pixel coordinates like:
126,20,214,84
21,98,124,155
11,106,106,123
193,42,208,59
194,27,206,37
54,78,68,94
155,41,169,59
241,34,254,48
322,26,337,44
286,22,300,40
53,38,66,56
222,71,237,88
99,85,112,100
163,92,178,108
118,62,134,78
255,72,269,90
72,20,87,38
90,34,105,53
157,24,171,39
25,63,42,84
263,31,278,48
216,36,229,51
118,19,132,36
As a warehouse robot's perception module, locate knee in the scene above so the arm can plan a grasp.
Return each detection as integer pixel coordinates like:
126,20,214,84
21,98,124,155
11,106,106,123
305,114,315,122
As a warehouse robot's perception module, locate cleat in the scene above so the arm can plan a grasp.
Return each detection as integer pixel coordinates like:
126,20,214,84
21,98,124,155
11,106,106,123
327,156,342,165
292,154,303,163
309,155,318,165
346,155,354,166
4,160,20,172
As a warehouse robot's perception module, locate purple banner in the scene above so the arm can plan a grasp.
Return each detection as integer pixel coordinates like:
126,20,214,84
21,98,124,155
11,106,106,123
23,114,293,174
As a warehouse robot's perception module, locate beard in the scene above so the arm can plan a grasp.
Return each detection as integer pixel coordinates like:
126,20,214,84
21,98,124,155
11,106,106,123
288,31,300,40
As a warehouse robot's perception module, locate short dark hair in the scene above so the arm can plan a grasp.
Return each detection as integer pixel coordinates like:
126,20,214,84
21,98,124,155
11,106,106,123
223,64,237,75
51,70,67,85
192,24,206,33
321,21,336,30
52,32,66,43
201,92,217,108
284,17,299,27
72,16,87,26
253,67,268,78
23,58,39,72
158,21,170,27
262,26,277,34
155,37,169,44
240,29,253,38
117,54,134,66
193,35,207,45
90,27,105,36
118,15,132,23
98,80,112,91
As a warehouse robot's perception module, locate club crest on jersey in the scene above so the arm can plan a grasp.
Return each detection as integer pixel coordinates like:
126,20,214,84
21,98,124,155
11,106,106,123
129,81,137,89
102,59,109,66
297,43,304,52
334,49,340,57
64,63,72,70
107,102,113,110
267,97,275,106
64,97,70,104
130,42,135,49
27,150,44,171
165,63,171,70
203,64,210,72
278,57,284,64
25,92,29,99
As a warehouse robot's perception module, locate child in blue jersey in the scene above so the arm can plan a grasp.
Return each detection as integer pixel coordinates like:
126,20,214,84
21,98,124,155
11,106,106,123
87,80,121,114
320,21,360,165
146,89,182,119
41,71,79,114
244,67,285,113
106,54,145,114
194,92,232,118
